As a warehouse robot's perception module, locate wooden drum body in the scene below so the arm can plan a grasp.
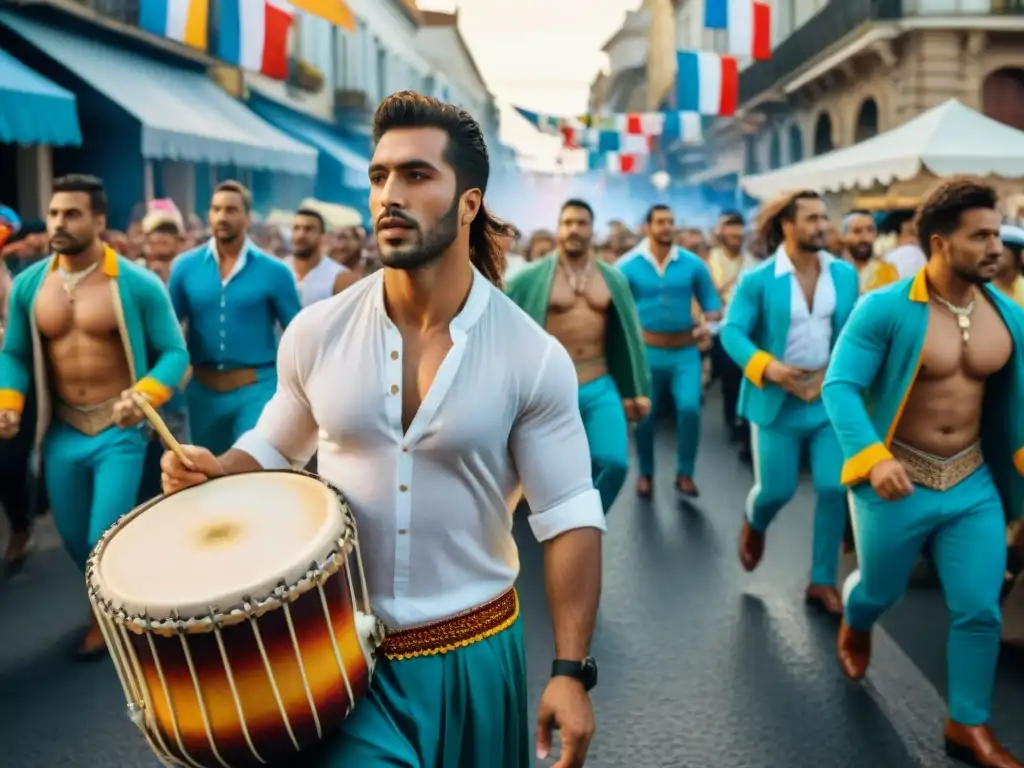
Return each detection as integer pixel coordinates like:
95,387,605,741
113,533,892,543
86,471,385,768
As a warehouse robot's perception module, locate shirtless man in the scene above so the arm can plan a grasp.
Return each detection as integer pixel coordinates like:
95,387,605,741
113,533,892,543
507,199,650,512
0,174,188,655
823,178,1024,767
286,207,358,306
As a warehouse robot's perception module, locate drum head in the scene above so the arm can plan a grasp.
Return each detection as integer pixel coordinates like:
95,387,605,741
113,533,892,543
93,472,349,623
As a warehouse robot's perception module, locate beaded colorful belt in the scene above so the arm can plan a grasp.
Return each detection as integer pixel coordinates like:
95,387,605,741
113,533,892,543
890,440,983,492
380,588,519,661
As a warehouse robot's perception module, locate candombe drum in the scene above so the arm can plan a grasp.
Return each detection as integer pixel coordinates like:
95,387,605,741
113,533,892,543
85,470,386,767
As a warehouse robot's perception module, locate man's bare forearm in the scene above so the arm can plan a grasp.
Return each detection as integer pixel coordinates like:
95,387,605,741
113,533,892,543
217,449,263,474
544,527,602,659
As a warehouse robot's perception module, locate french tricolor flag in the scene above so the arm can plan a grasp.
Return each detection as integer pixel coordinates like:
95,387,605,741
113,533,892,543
676,51,739,117
705,0,772,61
139,0,209,49
216,0,294,80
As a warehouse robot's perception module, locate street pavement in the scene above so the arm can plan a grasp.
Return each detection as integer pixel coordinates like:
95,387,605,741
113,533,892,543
1,390,1023,767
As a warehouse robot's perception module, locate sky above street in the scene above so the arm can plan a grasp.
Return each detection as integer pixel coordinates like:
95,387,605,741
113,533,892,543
417,0,642,169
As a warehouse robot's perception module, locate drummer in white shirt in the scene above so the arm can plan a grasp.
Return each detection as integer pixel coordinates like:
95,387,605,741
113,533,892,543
161,91,605,768
285,208,359,306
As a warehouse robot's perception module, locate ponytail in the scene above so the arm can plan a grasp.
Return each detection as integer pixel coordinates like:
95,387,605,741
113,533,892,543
469,203,512,289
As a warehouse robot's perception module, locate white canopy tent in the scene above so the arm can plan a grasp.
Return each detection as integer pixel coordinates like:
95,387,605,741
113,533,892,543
741,100,1024,200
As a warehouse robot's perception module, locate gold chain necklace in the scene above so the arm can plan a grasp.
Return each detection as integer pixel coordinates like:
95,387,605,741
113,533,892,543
559,258,593,295
933,293,975,343
57,261,100,304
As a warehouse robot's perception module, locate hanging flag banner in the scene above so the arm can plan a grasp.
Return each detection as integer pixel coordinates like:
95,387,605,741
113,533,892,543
676,51,739,117
217,0,294,80
139,0,210,49
704,0,772,60
514,107,703,146
290,0,356,32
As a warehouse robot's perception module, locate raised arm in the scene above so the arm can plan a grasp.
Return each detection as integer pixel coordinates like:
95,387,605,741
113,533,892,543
0,278,34,414
821,291,893,484
133,271,189,407
230,314,319,470
719,271,772,388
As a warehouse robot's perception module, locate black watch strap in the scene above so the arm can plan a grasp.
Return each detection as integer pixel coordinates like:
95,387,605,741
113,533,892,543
551,657,598,691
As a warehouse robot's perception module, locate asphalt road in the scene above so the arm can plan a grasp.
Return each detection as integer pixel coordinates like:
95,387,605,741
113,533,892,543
1,390,1022,768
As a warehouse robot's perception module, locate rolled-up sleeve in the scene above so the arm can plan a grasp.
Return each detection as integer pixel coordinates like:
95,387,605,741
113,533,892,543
510,336,607,542
233,312,319,469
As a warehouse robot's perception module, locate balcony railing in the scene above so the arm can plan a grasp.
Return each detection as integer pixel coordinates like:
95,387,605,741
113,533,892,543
739,0,901,105
739,0,1024,106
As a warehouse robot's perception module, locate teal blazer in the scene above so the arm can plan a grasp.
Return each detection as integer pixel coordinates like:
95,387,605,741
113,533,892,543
822,269,1024,519
0,246,188,445
720,251,860,428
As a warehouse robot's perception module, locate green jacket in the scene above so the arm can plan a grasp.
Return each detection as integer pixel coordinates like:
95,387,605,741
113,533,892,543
506,254,650,399
0,246,188,451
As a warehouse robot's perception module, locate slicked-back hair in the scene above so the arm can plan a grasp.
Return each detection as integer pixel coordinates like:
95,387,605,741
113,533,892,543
645,204,672,224
295,207,326,233
915,177,999,255
213,180,252,212
52,174,108,216
372,91,513,287
756,190,821,254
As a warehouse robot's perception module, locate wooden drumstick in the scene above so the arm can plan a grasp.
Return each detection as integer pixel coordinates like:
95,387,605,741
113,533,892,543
131,392,196,470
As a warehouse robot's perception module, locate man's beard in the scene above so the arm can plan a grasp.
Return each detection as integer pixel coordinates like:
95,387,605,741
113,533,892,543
797,236,825,253
214,226,242,244
952,264,993,285
377,198,459,271
292,246,317,260
849,245,873,262
651,233,674,247
50,231,91,256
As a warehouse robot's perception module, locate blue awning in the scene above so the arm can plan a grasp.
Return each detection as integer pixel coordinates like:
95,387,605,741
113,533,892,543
0,45,81,146
248,91,369,191
0,12,316,176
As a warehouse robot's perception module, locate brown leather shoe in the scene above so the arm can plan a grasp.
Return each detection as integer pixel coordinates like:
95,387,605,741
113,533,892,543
944,720,1024,767
636,476,652,499
738,521,765,572
837,620,871,680
76,616,107,661
676,475,699,498
805,585,843,615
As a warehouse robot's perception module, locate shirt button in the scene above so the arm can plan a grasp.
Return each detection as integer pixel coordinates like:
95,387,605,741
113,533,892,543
401,446,408,453
390,351,399,360
399,484,408,492
398,529,408,535
390,384,399,394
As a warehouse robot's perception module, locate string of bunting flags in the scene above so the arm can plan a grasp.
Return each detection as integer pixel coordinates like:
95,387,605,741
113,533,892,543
513,107,703,175
516,0,774,176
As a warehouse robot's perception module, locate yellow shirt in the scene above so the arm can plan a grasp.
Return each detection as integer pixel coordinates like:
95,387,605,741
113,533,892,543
708,247,746,304
858,258,899,294
998,275,1024,308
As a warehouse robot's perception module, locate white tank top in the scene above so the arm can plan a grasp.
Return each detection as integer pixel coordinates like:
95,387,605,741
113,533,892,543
287,255,346,307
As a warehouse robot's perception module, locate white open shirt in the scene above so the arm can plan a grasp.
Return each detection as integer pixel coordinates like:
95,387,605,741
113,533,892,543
773,246,837,371
235,267,606,629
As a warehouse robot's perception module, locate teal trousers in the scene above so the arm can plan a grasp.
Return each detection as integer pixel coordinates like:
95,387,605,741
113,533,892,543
747,397,846,587
308,618,530,767
635,345,703,478
43,421,149,570
579,374,629,513
845,465,1005,725
186,377,276,455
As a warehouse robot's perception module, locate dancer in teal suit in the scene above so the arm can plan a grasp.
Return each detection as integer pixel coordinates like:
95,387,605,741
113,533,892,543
721,191,858,613
823,179,1024,766
618,205,721,499
506,199,650,513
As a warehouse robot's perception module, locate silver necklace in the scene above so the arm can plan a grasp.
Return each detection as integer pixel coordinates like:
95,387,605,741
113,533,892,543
57,261,100,303
933,293,975,342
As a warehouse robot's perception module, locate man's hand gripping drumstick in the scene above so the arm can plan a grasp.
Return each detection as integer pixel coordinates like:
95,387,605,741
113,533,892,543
129,392,225,493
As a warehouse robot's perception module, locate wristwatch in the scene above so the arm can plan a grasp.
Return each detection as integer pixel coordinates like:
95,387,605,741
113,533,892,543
551,657,598,691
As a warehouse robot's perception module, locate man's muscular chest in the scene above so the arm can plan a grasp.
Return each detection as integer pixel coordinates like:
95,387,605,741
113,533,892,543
35,276,118,340
548,270,611,313
400,334,454,433
919,298,1012,380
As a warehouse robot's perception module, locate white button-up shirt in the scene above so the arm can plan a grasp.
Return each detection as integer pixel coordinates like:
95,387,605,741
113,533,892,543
774,247,836,371
235,268,606,629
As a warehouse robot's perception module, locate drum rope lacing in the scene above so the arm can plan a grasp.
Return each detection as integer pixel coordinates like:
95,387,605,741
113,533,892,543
85,478,386,768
